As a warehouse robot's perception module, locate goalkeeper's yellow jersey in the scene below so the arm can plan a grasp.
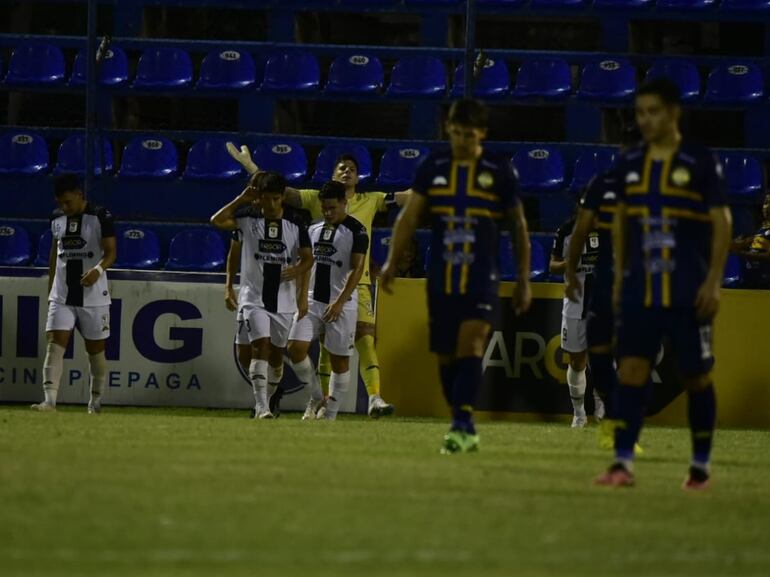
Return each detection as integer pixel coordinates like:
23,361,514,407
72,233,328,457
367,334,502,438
300,189,388,286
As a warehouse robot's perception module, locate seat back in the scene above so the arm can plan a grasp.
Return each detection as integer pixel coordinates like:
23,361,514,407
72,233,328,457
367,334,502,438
166,228,226,272
326,54,384,93
70,46,129,86
704,63,764,103
55,134,114,175
645,59,701,101
377,146,431,188
34,229,53,267
569,148,616,193
183,139,244,180
6,44,66,85
313,144,373,183
197,49,256,90
512,146,566,194
387,56,447,96
0,223,32,266
252,142,308,185
578,58,637,101
119,136,178,179
512,58,572,99
452,57,510,97
0,132,49,175
133,48,193,89
261,52,320,91
114,226,162,269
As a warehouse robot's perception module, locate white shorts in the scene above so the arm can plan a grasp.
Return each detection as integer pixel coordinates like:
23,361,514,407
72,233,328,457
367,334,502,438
288,300,357,357
46,301,111,341
234,315,250,346
561,316,587,353
237,304,294,348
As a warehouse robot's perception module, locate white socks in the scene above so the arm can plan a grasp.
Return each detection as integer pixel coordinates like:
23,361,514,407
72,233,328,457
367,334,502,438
291,357,323,401
567,366,587,417
249,359,269,412
267,362,284,397
42,342,66,406
89,352,107,404
325,371,350,420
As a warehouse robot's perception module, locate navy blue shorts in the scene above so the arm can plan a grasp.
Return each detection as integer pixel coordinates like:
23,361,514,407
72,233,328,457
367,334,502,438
586,298,614,349
427,293,498,355
616,307,715,376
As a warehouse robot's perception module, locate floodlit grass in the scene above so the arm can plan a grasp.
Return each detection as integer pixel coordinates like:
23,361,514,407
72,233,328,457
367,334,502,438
1,405,768,577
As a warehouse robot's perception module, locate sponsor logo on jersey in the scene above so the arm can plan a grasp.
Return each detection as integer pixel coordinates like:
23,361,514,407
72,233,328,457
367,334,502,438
68,221,80,233
589,234,600,249
626,172,640,184
258,239,286,254
314,244,338,257
62,237,87,250
322,228,333,241
603,191,617,200
432,176,448,186
671,167,691,187
477,171,494,189
267,224,279,238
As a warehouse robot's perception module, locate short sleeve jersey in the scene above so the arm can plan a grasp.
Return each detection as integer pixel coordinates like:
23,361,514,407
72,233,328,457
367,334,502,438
553,216,600,319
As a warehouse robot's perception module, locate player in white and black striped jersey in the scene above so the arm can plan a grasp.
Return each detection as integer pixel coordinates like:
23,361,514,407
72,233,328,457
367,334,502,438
32,174,117,414
211,171,314,419
286,181,369,421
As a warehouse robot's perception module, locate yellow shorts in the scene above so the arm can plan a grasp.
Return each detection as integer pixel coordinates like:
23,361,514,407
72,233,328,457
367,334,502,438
357,284,376,326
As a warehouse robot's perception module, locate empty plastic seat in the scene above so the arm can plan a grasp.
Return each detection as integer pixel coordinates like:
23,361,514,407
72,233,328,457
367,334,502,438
325,54,384,94
723,254,742,288
70,46,129,86
370,228,392,267
645,59,701,102
593,0,653,6
704,63,764,103
166,229,226,272
261,52,320,92
499,234,548,281
722,0,770,9
114,226,161,269
197,49,256,90
0,223,32,266
387,56,447,97
730,205,757,238
511,58,572,100
480,0,528,5
569,148,617,193
119,136,178,179
539,193,577,233
0,132,49,175
530,0,586,6
5,44,66,85
657,0,716,8
451,58,510,98
252,141,308,185
34,229,53,267
377,146,431,188
132,48,193,89
55,134,113,175
578,59,637,101
512,146,566,193
183,139,244,180
313,144,373,183
720,153,763,199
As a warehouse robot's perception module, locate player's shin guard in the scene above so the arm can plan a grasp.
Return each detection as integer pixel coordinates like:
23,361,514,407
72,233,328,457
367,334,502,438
325,370,351,420
290,357,323,401
317,347,332,394
614,383,647,466
438,363,456,406
688,383,716,471
42,342,66,406
589,351,617,418
249,359,269,411
268,362,284,395
567,365,587,416
356,335,381,397
451,357,481,435
88,352,107,403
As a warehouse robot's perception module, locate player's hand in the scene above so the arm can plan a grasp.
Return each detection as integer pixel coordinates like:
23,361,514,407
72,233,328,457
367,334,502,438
80,267,101,287
512,279,532,316
380,262,396,294
695,279,721,320
226,142,258,174
281,265,302,281
323,301,344,323
225,286,237,311
297,298,309,320
564,272,582,303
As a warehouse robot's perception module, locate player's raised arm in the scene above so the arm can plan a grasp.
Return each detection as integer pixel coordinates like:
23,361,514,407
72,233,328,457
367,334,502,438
505,204,532,315
381,191,427,293
210,180,259,230
565,209,596,303
226,142,259,175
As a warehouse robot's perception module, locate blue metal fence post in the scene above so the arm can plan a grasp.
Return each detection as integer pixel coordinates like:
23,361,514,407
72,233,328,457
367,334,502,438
85,0,98,197
463,0,478,98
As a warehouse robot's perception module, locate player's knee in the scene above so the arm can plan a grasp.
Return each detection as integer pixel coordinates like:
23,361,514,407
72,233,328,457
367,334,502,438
618,358,650,387
683,373,712,392
589,344,612,355
286,341,306,364
47,330,71,348
330,355,349,374
355,322,375,340
251,338,270,359
569,352,587,371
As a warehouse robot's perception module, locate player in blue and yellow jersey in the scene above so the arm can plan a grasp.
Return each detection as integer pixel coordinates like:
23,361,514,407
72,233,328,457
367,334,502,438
381,99,532,454
594,79,732,490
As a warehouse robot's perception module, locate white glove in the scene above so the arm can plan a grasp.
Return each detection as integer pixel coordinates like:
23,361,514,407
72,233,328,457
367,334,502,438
226,142,259,175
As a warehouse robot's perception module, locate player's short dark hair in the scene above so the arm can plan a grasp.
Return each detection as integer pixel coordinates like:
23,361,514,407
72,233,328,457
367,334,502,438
334,154,359,173
250,170,286,195
318,180,347,202
636,78,682,107
447,99,489,129
53,173,82,197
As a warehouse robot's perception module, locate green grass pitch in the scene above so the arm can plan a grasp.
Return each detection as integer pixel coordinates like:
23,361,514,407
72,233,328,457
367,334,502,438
1,405,769,577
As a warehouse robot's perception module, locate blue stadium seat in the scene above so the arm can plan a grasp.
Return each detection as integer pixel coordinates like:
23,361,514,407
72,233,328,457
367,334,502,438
183,139,244,180
499,234,548,281
132,48,193,90
577,58,637,102
451,57,510,98
730,205,757,239
370,228,392,268
530,241,548,281
569,148,617,193
325,54,384,94
530,0,586,6
539,193,576,233
166,229,226,272
387,56,447,97
644,60,701,102
512,146,566,194
593,0,653,6
261,52,320,92
0,132,49,175
377,146,431,188
55,134,113,175
197,49,256,90
722,0,770,10
313,144,373,183
723,254,742,288
657,0,716,8
34,229,53,267
4,44,66,85
119,136,178,179
252,141,308,185
70,46,129,86
511,58,572,100
720,153,763,200
404,0,459,5
0,223,32,266
480,0,527,5
114,226,161,269
704,63,764,104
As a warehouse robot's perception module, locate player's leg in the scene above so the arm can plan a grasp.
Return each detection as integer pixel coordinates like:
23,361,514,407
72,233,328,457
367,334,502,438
265,312,292,417
323,354,351,421
34,302,76,411
79,305,110,414
562,317,589,428
318,308,356,421
355,284,394,418
288,307,324,420
243,305,272,418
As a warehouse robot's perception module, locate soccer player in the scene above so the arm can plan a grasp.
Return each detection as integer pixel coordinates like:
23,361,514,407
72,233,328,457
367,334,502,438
595,79,731,489
227,143,407,418
381,99,532,453
32,174,116,414
731,193,770,289
550,213,604,428
286,181,369,421
211,171,313,419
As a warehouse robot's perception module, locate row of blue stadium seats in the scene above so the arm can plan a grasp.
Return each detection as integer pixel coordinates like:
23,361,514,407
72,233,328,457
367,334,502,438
0,44,766,103
278,0,770,8
0,131,765,199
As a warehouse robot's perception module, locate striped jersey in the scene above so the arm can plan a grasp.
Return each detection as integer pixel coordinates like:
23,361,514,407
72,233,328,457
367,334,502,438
554,216,600,319
308,216,369,305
